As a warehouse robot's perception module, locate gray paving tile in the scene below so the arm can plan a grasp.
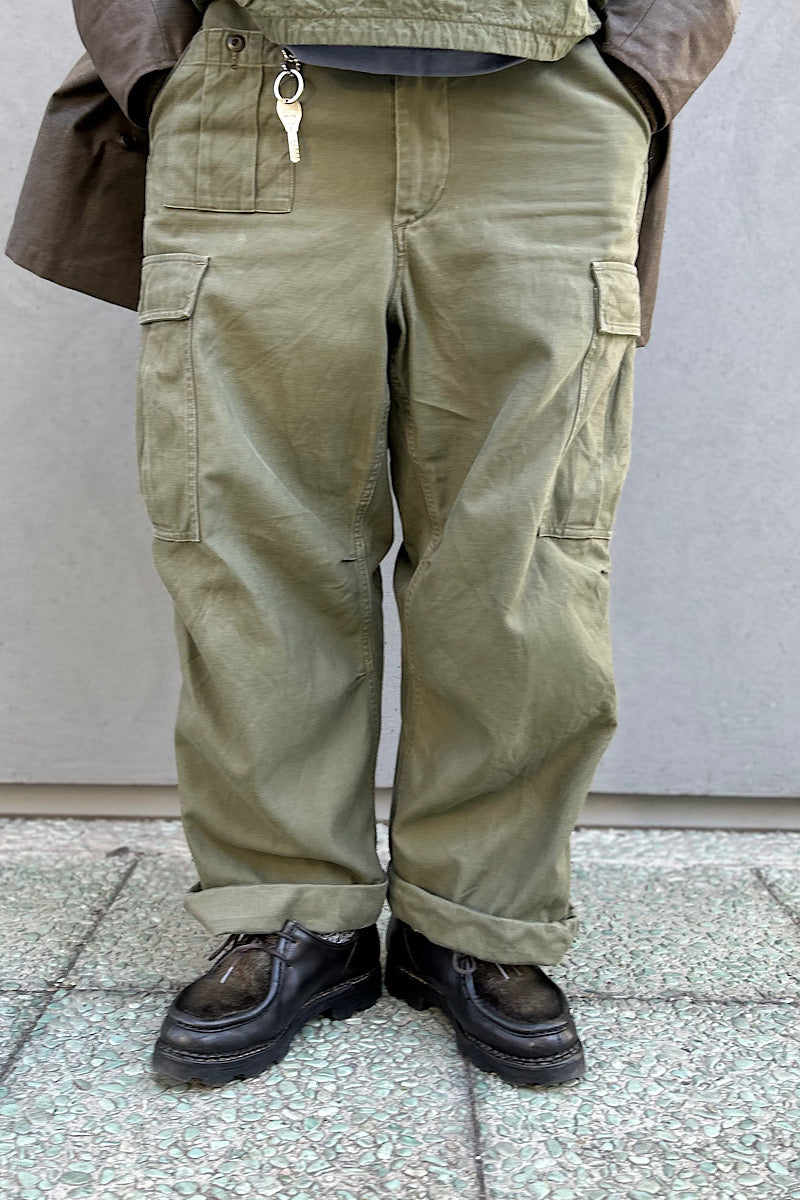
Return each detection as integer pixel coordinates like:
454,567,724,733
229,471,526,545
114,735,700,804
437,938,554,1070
0,989,479,1200
2,821,798,868
759,869,800,923
571,828,800,868
473,999,800,1200
0,818,387,863
557,865,800,1000
0,857,138,991
0,818,190,859
65,856,213,991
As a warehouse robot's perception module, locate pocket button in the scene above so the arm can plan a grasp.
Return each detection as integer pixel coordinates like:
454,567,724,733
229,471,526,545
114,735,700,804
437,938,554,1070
226,34,246,51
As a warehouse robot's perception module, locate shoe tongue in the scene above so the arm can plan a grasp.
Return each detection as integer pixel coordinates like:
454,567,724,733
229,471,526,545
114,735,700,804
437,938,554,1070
241,932,281,951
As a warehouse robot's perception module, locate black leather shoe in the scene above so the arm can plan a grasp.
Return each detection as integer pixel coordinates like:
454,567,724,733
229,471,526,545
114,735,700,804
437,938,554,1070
385,916,585,1087
152,920,381,1084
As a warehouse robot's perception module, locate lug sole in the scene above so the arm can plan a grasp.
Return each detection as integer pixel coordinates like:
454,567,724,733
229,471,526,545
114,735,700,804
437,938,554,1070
152,968,382,1086
385,961,585,1087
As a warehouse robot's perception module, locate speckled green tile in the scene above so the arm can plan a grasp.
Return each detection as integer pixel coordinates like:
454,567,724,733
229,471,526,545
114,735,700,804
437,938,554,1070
571,829,800,869
759,870,800,921
0,856,138,991
556,865,800,1000
0,994,47,1062
65,856,215,991
473,999,800,1199
0,989,479,1200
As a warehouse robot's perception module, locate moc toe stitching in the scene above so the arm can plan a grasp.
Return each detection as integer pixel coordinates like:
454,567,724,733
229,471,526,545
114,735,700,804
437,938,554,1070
386,918,583,1071
465,984,574,1036
456,1022,584,1066
160,967,377,1058
154,924,381,1081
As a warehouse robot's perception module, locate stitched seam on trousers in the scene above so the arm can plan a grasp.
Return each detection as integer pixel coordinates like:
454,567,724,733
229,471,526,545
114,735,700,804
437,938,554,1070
385,230,408,825
391,77,401,228
386,232,413,829
352,383,392,740
149,316,195,540
388,226,443,815
394,234,443,610
395,80,452,230
195,56,210,209
543,152,647,540
539,303,600,538
581,155,648,539
349,231,401,739
187,304,200,538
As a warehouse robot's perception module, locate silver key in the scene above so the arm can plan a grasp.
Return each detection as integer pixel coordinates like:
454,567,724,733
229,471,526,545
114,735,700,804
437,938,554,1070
276,97,302,163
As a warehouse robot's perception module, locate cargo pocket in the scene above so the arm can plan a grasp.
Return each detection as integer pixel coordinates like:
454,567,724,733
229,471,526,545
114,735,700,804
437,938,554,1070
135,253,209,542
539,261,641,540
148,29,294,214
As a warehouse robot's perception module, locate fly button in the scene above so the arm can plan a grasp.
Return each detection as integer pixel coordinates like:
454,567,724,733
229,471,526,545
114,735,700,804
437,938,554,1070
226,33,246,52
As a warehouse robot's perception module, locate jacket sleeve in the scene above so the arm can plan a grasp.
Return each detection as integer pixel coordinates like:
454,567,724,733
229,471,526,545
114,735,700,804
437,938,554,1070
4,52,149,311
594,0,741,127
71,0,201,126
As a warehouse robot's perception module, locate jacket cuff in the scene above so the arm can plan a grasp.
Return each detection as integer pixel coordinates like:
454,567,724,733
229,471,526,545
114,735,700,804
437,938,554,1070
114,59,180,127
71,0,200,124
127,68,173,129
594,0,740,125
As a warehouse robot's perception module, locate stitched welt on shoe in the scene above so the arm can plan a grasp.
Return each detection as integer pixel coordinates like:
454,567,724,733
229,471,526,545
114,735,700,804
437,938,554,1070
455,1022,584,1066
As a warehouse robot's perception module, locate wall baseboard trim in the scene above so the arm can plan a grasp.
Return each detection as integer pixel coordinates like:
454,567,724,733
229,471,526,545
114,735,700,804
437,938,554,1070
0,785,797,830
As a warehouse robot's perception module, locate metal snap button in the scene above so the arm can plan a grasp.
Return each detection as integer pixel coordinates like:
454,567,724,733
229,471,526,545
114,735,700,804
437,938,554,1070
226,33,246,52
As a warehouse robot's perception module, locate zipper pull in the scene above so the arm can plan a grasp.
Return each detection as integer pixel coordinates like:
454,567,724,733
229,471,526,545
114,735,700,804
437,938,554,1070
274,48,304,163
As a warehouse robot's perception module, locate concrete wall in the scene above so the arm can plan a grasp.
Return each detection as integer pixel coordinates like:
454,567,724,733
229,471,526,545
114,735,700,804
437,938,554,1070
2,1,798,797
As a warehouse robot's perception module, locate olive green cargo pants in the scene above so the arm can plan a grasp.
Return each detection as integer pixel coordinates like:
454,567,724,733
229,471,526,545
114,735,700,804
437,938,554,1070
136,0,650,964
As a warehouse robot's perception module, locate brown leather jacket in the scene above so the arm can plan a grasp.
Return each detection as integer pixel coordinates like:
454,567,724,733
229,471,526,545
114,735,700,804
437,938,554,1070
4,0,739,346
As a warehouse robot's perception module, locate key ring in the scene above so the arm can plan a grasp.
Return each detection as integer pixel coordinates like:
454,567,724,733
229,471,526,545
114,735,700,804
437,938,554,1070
274,68,304,103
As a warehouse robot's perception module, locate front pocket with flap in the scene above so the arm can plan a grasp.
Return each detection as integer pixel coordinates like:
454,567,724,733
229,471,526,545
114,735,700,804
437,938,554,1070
148,29,294,214
539,260,641,539
135,253,209,542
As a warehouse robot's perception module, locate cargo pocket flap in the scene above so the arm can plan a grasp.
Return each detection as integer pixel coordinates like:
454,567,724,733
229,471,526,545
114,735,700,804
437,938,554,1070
138,253,210,323
590,261,641,336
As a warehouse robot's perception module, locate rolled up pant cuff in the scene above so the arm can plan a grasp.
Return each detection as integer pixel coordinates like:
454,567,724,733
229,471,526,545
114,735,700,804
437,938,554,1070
387,865,578,966
184,879,388,935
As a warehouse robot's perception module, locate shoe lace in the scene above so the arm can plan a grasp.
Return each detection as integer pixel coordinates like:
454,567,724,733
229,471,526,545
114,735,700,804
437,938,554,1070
207,931,299,983
451,950,518,981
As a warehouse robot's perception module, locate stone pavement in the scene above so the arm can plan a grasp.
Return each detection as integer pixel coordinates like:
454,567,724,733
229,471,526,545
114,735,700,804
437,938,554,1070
0,817,798,1200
